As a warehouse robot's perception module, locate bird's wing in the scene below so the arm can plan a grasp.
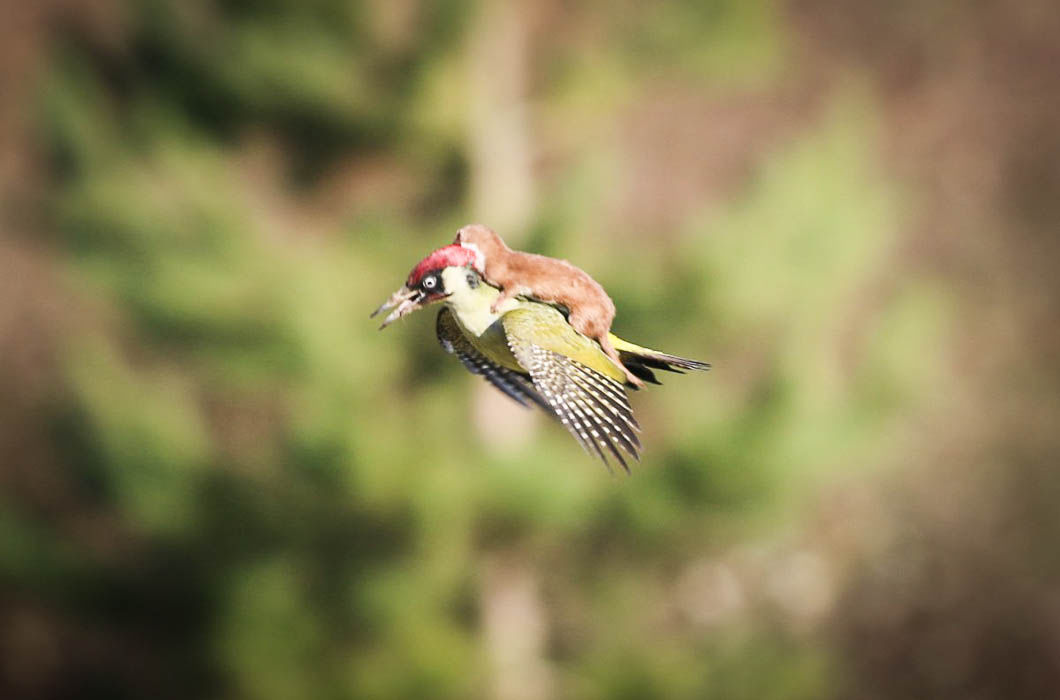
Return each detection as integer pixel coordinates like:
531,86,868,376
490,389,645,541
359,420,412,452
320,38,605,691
435,307,550,411
503,308,641,471
501,303,628,383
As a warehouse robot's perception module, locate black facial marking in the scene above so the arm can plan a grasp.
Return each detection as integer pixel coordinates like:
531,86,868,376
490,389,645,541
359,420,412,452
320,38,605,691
421,274,440,292
466,269,479,289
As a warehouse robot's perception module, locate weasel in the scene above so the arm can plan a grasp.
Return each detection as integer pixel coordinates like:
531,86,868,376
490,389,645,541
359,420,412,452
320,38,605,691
454,224,644,387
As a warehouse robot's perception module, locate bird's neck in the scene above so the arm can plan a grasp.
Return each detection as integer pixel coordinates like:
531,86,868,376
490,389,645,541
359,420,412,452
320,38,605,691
440,267,521,337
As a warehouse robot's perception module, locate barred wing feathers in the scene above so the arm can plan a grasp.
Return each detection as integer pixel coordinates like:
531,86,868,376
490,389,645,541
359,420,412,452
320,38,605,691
435,308,549,412
503,309,640,472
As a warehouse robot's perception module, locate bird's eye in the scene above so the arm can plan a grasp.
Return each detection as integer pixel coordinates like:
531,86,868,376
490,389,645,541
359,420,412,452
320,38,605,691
423,276,438,290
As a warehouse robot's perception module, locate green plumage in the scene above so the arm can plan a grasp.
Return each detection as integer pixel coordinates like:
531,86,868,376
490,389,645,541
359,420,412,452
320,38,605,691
434,267,709,470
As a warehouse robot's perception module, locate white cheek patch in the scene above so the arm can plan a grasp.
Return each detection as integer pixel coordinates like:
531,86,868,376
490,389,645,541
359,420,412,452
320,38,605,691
459,241,486,273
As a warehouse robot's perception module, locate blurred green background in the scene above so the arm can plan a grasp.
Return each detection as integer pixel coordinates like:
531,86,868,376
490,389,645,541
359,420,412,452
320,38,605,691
2,0,1059,698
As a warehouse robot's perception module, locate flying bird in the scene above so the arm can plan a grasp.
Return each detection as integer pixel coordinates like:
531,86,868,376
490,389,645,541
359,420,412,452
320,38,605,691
371,244,709,471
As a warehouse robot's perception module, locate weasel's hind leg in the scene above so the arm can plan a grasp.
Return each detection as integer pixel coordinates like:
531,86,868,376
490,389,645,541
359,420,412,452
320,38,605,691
567,307,645,388
598,334,646,389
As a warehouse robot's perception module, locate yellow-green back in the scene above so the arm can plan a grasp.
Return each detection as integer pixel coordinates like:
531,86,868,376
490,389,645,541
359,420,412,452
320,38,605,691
439,266,627,382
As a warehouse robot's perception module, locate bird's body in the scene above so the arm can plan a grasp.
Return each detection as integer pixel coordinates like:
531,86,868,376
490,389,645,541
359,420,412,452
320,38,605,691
437,267,622,381
372,250,709,470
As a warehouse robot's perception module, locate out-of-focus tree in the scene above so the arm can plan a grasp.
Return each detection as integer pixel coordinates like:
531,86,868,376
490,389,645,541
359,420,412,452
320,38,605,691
0,0,1057,699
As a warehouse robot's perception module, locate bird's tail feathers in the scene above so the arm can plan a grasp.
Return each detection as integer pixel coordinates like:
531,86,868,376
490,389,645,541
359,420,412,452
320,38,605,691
610,335,710,385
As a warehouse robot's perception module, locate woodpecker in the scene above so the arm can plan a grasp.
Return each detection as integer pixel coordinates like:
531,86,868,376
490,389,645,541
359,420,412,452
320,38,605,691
371,244,709,471
453,224,644,387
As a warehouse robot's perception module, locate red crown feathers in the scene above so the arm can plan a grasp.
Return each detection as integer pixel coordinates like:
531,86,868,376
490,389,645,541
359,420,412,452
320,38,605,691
406,244,480,286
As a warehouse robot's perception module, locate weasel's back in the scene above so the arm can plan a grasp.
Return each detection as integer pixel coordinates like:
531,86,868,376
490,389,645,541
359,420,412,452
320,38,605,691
500,251,615,315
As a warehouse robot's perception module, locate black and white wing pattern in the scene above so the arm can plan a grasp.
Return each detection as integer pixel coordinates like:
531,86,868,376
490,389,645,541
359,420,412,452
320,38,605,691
505,333,641,472
435,308,550,412
436,306,641,472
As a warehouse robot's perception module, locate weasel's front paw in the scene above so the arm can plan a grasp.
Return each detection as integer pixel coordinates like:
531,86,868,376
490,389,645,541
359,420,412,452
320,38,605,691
489,300,502,313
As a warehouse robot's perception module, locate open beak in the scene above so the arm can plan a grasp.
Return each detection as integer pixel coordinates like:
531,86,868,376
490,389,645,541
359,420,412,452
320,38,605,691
370,285,425,329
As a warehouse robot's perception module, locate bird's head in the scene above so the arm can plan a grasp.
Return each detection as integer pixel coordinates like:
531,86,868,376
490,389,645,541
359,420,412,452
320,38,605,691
371,244,481,329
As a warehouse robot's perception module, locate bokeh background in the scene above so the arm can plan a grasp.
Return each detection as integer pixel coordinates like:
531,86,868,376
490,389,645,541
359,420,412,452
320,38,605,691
3,1,1060,698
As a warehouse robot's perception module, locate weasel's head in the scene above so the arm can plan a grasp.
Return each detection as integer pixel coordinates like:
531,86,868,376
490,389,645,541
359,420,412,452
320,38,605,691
454,224,504,269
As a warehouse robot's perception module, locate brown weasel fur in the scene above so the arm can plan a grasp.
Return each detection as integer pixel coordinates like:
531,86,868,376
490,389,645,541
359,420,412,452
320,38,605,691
454,224,644,388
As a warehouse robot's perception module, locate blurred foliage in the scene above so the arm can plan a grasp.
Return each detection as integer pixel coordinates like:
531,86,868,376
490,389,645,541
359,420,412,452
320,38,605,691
2,0,1059,699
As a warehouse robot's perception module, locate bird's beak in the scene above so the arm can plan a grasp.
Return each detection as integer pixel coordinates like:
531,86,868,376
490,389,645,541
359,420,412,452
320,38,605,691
370,285,425,329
